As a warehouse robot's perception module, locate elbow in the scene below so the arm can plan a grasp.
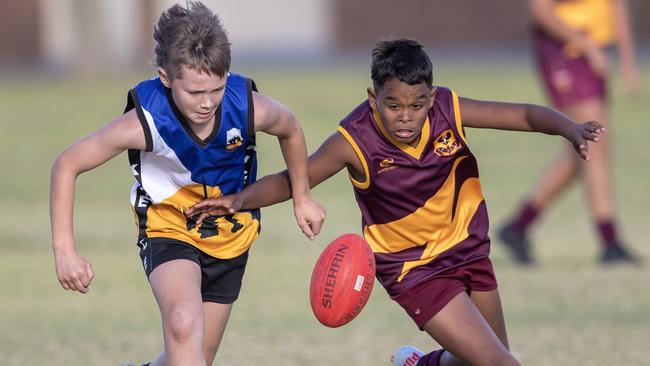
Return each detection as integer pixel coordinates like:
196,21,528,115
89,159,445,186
51,151,81,180
280,114,304,140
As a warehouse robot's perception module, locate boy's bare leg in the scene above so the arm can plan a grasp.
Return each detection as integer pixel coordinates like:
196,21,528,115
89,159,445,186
422,291,520,366
470,289,509,349
149,259,207,366
202,302,233,365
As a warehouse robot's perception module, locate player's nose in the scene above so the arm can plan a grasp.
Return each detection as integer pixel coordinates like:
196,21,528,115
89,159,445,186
199,95,214,109
399,109,413,122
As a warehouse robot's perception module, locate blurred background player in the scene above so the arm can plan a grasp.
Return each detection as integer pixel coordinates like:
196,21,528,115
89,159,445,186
499,0,642,264
186,39,606,366
50,2,325,366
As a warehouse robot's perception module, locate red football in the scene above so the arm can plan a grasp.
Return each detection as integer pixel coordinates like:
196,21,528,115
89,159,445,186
309,233,376,328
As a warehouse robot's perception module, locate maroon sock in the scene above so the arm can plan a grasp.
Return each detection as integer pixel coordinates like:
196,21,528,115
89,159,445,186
597,219,619,248
416,349,444,366
510,202,539,233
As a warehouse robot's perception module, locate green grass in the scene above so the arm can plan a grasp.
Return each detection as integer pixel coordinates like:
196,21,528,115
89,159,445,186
1,61,649,365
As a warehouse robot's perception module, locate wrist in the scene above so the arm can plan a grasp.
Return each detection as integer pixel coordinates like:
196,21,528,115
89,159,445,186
52,240,76,255
561,122,578,140
292,191,312,205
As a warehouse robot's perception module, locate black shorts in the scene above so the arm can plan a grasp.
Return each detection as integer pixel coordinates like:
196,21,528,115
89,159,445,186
138,237,249,304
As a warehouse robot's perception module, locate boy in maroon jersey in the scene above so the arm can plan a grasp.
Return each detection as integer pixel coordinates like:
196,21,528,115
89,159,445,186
186,39,604,365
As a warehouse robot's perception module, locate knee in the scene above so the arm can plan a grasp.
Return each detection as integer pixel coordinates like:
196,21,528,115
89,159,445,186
165,306,203,343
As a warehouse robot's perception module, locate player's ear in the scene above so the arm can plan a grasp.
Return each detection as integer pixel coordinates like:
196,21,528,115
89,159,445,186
428,86,436,107
367,87,378,110
158,68,172,88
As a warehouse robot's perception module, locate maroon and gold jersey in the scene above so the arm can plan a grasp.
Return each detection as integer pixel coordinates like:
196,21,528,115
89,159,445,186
337,87,490,296
553,0,615,46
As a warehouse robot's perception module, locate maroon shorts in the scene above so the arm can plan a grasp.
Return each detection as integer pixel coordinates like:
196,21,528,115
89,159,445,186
533,28,606,109
390,256,498,329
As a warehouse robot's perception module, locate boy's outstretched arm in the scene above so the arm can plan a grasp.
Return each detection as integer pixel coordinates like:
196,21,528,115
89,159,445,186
459,97,605,160
186,132,358,228
251,92,326,239
50,110,146,293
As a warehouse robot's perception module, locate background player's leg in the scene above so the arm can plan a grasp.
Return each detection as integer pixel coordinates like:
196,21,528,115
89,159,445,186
202,302,233,365
563,99,613,220
421,292,520,366
149,259,207,366
500,143,579,263
524,144,579,210
564,99,638,262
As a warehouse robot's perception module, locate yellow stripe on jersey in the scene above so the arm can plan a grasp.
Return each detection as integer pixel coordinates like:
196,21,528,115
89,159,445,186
135,183,260,259
337,126,371,190
372,110,431,160
451,91,467,144
555,0,615,46
363,156,485,282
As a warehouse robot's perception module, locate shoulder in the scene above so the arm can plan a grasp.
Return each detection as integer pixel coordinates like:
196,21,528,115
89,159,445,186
339,100,372,129
432,86,455,105
91,109,147,151
251,90,296,134
114,109,147,143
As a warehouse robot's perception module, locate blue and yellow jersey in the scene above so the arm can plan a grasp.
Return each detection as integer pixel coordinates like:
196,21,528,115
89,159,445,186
125,73,260,260
338,87,490,296
554,0,615,45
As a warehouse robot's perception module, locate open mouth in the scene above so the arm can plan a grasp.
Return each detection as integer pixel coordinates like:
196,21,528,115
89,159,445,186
394,129,415,139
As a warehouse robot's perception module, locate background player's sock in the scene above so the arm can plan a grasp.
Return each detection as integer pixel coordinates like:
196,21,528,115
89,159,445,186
510,201,539,234
597,219,618,248
499,201,538,263
598,219,641,264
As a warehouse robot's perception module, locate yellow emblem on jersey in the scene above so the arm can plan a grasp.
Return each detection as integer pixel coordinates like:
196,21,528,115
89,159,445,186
379,158,394,168
433,129,461,157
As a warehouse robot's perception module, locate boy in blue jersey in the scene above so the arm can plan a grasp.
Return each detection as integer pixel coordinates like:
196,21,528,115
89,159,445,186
49,2,325,366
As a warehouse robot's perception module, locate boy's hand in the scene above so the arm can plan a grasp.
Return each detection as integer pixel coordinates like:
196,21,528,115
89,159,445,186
569,121,605,160
293,196,326,241
54,248,94,294
185,194,242,225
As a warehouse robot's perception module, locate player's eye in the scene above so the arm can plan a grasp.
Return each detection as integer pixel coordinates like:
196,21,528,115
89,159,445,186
412,104,423,110
388,104,399,110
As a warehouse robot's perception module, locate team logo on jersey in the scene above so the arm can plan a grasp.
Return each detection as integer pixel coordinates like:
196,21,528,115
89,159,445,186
433,129,461,157
379,158,394,168
226,128,243,150
378,157,397,174
186,214,244,238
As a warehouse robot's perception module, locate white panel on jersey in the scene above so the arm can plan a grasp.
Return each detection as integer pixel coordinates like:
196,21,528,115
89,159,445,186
138,107,194,203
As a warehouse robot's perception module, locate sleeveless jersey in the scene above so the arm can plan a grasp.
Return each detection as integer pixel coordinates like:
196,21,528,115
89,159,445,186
337,87,490,296
554,0,615,46
125,72,260,260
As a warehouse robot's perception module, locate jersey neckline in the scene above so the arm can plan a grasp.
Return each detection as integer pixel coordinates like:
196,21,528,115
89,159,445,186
165,86,223,148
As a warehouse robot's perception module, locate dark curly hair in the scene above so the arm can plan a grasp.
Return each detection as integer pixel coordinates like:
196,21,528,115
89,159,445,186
371,39,433,89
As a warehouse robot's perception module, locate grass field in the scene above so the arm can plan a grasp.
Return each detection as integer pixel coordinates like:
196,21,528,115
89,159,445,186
0,60,649,365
